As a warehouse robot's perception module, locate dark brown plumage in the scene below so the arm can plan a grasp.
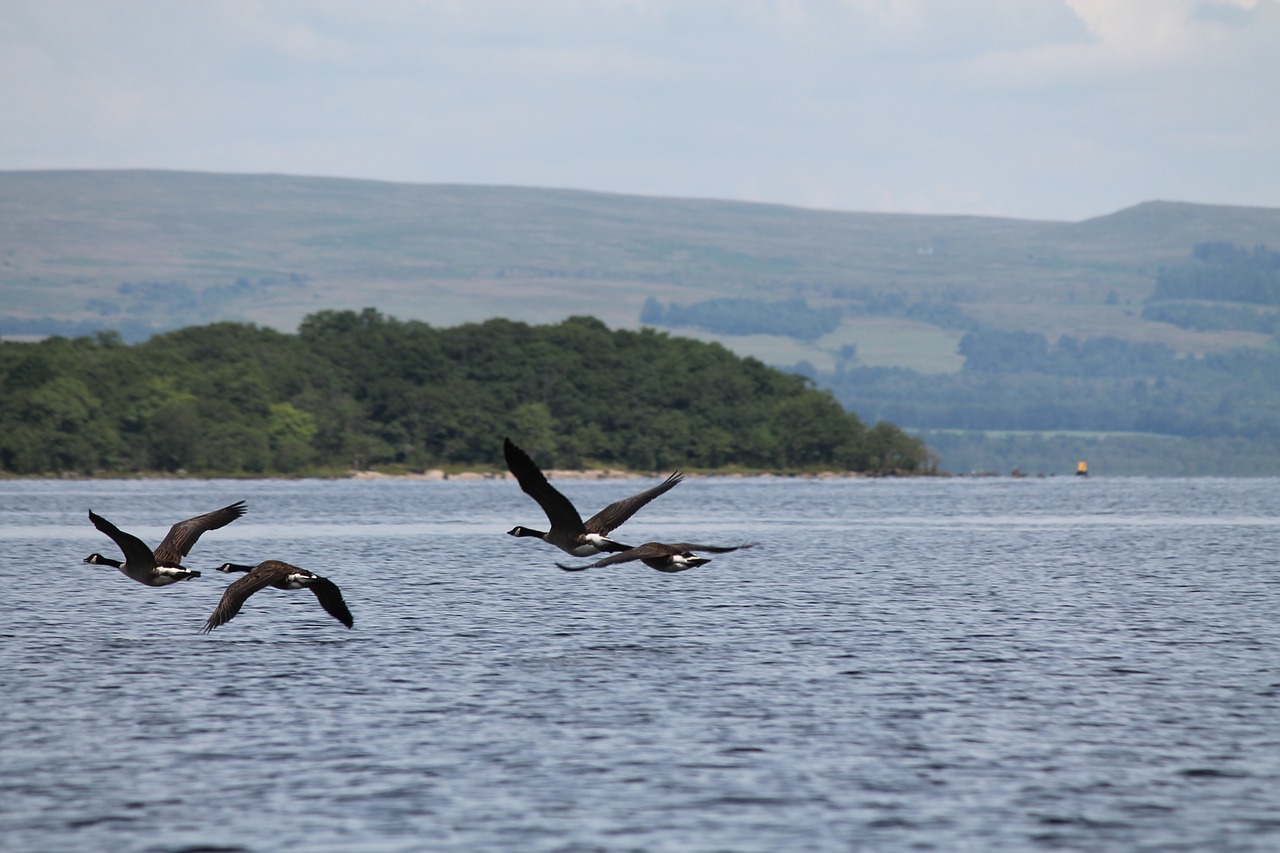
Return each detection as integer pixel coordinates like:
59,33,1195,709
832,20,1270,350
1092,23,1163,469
556,541,755,573
84,501,246,586
504,437,684,557
151,501,247,566
202,560,353,632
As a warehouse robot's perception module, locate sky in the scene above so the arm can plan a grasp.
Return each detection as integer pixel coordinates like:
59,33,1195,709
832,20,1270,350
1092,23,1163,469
2,0,1278,222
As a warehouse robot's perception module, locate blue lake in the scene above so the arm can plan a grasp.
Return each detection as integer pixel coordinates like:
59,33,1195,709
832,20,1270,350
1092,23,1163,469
2,475,1278,851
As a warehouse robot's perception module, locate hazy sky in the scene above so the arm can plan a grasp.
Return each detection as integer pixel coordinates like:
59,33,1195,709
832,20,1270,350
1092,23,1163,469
3,0,1277,221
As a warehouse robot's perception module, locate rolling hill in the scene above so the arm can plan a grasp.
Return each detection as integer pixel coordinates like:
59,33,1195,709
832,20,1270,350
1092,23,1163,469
5,169,1280,474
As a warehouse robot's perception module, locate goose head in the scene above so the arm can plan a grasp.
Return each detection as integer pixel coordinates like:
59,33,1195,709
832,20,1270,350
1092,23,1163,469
657,553,711,572
83,553,121,567
507,525,546,539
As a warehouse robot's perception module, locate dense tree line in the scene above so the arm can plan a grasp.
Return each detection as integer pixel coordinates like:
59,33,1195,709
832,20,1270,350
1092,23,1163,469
641,296,840,341
842,292,980,332
85,274,308,316
2,274,312,344
818,336,1280,443
1151,242,1280,305
956,329,1182,378
640,292,979,341
0,309,930,476
1141,301,1280,335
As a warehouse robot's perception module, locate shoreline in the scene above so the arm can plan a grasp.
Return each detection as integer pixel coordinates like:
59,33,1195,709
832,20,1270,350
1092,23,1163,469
1,467,927,482
350,468,884,481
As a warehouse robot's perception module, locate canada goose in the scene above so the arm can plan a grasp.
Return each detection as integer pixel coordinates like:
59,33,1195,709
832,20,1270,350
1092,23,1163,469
504,437,684,557
556,541,756,573
202,560,353,632
84,500,247,586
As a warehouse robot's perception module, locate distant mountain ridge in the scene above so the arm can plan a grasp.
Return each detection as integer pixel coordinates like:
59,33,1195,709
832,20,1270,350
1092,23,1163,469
5,169,1280,358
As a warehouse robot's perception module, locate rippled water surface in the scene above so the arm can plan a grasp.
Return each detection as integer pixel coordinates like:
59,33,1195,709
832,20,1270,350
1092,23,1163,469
2,475,1279,852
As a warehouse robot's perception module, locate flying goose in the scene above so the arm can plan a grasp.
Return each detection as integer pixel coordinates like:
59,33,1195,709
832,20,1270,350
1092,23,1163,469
556,541,756,573
202,560,353,632
504,437,684,557
84,500,247,586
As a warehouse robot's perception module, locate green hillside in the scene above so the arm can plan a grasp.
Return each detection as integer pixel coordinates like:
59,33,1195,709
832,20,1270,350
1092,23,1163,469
6,170,1280,362
0,311,928,476
5,170,1280,475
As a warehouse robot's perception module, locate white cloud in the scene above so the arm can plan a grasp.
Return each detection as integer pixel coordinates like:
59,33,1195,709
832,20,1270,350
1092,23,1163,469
1,0,1278,219
969,0,1277,86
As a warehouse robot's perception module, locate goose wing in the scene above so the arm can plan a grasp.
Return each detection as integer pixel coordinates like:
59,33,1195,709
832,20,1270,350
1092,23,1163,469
556,540,753,572
583,471,684,535
504,438,586,533
308,578,354,628
556,541,679,571
88,510,156,570
201,560,288,633
664,542,755,554
154,500,247,565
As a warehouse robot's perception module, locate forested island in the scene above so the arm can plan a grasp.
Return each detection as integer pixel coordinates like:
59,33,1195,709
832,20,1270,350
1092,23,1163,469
0,309,930,477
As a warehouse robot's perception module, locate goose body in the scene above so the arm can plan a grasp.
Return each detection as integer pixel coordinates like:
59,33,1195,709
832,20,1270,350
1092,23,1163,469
84,500,246,586
203,560,353,632
504,437,683,556
556,541,755,573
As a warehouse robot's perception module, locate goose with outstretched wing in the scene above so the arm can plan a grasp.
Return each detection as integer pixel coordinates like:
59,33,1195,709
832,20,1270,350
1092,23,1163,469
556,541,756,573
202,560,353,632
504,437,684,557
84,500,246,586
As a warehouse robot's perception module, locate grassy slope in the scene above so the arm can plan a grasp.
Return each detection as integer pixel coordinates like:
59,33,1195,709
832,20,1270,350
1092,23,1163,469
5,170,1280,379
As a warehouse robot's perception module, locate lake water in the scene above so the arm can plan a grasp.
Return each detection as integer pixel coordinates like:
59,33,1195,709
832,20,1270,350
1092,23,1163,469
2,475,1278,852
